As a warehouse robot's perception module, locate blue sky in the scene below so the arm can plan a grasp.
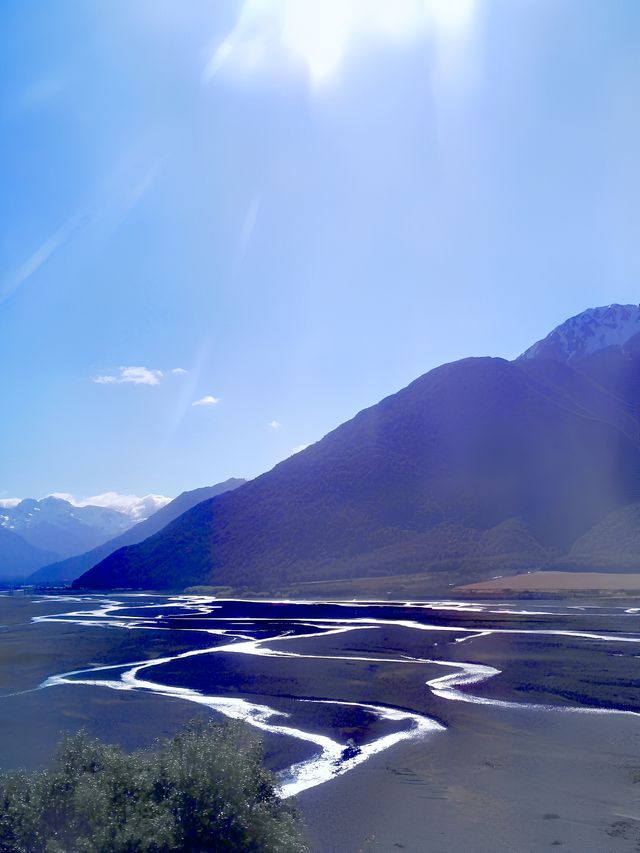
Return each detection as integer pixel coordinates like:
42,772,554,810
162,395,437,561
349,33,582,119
1,0,639,502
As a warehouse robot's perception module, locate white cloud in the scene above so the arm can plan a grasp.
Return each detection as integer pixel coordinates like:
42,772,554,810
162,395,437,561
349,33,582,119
48,492,171,521
267,419,281,429
171,367,188,375
192,395,220,407
290,443,309,455
93,366,163,386
0,498,21,508
166,338,213,435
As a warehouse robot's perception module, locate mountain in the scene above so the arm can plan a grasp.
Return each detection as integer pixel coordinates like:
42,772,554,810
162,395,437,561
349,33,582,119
520,303,640,362
0,527,58,584
73,305,640,593
31,479,246,584
557,504,640,571
0,496,134,562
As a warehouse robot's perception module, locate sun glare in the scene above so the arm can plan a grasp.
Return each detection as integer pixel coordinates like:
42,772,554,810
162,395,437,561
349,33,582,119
206,0,477,85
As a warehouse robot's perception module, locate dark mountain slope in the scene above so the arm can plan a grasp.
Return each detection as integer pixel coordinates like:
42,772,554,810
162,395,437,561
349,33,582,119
74,353,640,591
556,504,640,571
31,479,246,584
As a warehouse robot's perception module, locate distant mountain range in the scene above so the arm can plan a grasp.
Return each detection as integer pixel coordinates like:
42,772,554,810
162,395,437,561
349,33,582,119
0,496,135,557
0,496,136,583
0,527,59,584
29,479,247,584
73,305,640,593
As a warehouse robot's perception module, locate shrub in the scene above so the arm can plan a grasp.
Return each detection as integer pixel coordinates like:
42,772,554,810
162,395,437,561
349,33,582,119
0,720,306,853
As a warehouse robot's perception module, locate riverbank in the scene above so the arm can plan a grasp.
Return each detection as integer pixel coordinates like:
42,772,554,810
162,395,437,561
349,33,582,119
299,700,640,852
2,594,640,851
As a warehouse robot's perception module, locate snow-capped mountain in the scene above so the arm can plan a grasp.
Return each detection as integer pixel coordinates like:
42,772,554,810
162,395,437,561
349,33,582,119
30,478,247,584
48,492,171,522
0,496,136,561
519,303,640,362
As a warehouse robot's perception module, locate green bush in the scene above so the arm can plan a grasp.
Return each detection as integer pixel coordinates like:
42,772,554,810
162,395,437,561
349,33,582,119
0,720,307,853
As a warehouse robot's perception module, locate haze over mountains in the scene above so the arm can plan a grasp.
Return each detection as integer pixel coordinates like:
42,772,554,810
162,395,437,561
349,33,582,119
0,497,137,583
0,527,59,583
73,305,640,593
30,479,246,584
